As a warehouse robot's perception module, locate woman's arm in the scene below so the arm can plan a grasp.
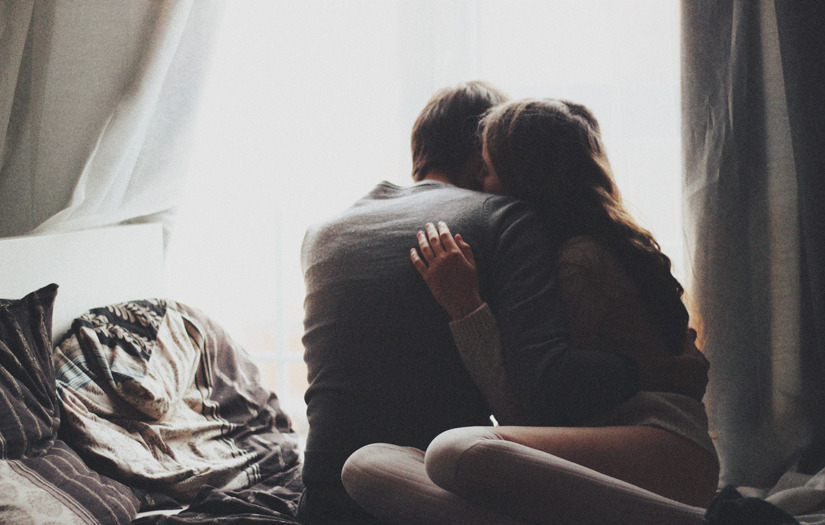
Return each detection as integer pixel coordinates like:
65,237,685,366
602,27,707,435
448,304,529,425
557,236,709,401
411,221,526,424
414,226,708,405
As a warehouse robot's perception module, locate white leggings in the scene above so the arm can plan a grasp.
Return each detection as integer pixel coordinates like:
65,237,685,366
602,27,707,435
342,426,706,525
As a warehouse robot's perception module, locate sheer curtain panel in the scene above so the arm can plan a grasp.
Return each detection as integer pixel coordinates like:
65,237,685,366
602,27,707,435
682,0,825,488
0,0,221,243
162,0,683,434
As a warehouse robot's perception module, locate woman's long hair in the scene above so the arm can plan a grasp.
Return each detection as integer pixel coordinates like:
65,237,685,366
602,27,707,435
481,99,688,353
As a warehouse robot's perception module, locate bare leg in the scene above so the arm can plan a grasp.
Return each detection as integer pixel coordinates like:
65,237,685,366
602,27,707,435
344,429,712,525
491,425,719,507
425,426,714,525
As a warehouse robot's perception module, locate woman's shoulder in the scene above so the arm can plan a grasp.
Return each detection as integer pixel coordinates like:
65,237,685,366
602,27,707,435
557,237,667,358
557,235,636,293
558,235,618,269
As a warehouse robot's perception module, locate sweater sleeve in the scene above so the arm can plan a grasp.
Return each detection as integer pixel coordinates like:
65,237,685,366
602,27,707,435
449,304,528,425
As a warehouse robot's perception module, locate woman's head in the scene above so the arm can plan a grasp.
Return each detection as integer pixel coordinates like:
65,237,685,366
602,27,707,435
480,99,617,232
481,98,689,350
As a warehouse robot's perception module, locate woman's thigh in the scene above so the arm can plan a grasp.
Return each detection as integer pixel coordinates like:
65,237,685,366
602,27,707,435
424,425,714,525
491,425,719,507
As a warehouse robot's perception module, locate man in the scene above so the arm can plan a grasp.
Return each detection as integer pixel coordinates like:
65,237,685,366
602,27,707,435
297,81,697,523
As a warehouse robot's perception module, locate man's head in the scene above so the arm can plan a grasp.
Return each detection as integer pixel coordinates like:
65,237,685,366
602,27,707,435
411,81,509,190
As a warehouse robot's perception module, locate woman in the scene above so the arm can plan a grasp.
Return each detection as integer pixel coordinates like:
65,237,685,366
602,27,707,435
343,99,718,524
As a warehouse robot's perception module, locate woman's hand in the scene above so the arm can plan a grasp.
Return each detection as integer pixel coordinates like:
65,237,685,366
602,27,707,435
636,328,710,402
410,221,483,320
673,328,710,401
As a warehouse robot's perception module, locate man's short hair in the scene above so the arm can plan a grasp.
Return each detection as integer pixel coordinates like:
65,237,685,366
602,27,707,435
411,81,509,182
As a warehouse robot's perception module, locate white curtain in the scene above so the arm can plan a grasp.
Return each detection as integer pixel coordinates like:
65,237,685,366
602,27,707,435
0,0,222,244
161,1,683,433
682,0,825,488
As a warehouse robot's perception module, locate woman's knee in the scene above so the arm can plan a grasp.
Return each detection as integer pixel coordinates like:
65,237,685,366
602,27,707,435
425,426,503,493
342,443,424,499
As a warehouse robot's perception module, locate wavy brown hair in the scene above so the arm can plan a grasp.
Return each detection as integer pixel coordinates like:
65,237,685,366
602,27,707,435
480,99,688,353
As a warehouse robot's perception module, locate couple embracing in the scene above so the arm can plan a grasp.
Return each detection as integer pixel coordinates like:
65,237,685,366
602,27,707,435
298,81,718,524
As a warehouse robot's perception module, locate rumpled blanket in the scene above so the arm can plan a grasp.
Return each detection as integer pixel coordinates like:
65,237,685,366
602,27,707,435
131,463,304,524
730,468,825,525
53,299,302,504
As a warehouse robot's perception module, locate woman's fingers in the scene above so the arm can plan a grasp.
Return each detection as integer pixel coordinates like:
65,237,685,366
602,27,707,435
454,234,475,266
436,221,455,248
425,222,443,255
417,230,434,261
412,222,470,273
410,248,427,275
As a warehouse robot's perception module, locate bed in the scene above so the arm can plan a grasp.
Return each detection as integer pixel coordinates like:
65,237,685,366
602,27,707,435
0,225,304,525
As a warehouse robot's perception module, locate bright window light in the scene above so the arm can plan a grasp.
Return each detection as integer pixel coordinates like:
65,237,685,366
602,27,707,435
163,0,682,436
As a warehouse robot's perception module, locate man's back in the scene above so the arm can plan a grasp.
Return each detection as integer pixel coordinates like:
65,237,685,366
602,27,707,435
301,181,503,490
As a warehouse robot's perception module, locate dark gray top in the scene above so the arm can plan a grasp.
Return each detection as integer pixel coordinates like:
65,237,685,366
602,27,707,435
300,181,639,489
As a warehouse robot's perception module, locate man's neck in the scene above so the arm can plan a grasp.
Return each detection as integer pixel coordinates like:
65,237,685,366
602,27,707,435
420,171,453,185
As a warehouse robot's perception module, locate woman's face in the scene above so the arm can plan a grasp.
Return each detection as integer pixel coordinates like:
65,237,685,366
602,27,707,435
481,139,505,195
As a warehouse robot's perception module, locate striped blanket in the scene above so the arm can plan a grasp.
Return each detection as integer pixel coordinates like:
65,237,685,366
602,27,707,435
1,285,139,524
53,298,302,508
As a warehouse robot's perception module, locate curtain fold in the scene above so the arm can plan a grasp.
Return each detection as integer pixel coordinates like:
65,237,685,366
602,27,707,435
0,1,34,164
0,0,222,245
773,1,825,475
682,0,825,487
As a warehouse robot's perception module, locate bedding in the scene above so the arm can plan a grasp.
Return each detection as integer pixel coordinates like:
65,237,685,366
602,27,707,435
1,283,305,524
0,285,140,524
53,297,304,521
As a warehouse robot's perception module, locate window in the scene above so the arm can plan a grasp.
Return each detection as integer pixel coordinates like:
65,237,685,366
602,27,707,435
162,0,681,435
